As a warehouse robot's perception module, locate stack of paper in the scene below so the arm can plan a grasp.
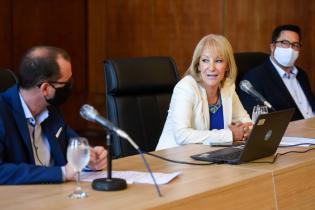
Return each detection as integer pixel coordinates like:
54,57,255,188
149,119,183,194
280,136,315,147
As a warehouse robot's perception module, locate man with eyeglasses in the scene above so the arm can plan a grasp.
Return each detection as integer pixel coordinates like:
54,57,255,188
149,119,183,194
239,24,315,121
0,46,107,184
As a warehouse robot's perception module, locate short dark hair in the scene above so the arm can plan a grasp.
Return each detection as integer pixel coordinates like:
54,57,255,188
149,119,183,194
271,24,301,43
18,46,71,89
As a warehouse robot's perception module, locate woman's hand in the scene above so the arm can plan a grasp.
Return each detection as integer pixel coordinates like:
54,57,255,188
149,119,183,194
229,122,253,142
241,122,253,140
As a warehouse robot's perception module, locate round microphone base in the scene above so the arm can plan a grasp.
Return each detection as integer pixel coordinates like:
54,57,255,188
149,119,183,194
92,178,127,191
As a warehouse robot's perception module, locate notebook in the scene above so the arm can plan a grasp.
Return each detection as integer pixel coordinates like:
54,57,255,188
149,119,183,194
191,108,295,164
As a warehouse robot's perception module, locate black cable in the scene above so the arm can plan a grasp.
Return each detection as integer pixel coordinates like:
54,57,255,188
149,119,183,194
145,152,215,165
147,143,315,165
251,146,315,164
250,153,280,164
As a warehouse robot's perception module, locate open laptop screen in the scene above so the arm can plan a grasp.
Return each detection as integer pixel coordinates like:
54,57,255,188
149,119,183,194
191,108,295,164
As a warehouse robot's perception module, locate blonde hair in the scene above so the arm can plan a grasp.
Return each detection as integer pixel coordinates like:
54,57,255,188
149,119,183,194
185,34,237,87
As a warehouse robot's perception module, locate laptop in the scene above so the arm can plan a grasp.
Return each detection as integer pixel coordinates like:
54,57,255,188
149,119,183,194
191,108,295,164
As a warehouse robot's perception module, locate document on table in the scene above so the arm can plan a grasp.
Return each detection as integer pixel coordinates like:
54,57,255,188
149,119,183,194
280,136,315,147
81,170,181,185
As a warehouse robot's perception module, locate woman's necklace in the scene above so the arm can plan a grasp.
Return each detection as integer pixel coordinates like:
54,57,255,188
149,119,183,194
209,93,222,114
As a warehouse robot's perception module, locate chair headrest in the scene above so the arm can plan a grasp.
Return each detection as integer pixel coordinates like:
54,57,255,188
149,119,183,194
104,56,179,95
0,69,18,92
234,52,269,73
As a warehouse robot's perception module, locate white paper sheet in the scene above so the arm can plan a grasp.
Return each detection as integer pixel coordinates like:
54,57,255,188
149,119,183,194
280,136,315,147
81,170,181,185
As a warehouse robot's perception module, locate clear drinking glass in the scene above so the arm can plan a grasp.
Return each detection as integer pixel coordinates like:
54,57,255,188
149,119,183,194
252,105,269,123
67,137,90,199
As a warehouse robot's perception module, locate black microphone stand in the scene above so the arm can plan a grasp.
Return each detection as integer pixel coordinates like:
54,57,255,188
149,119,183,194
92,133,127,191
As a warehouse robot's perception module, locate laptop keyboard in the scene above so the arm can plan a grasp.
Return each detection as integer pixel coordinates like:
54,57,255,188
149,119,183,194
191,147,243,163
209,148,242,160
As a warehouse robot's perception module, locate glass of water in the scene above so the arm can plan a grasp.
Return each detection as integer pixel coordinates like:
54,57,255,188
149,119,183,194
67,137,90,199
252,105,268,123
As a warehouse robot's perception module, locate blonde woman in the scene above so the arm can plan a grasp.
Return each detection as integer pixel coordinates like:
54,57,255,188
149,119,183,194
156,34,252,150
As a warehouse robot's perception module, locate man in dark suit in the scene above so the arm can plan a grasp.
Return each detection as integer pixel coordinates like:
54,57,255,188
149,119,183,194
239,24,315,121
0,46,107,184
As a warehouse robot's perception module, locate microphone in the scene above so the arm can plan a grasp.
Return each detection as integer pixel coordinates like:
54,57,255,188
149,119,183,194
239,80,275,111
80,104,139,150
80,104,162,197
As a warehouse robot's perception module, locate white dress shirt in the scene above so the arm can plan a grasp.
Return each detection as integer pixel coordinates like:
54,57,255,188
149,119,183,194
19,93,52,166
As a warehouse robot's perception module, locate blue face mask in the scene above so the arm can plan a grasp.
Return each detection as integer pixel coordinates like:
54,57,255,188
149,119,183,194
274,47,299,67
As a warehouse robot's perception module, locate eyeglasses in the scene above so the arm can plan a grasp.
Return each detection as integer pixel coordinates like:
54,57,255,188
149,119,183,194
48,78,74,89
37,78,74,89
274,40,301,51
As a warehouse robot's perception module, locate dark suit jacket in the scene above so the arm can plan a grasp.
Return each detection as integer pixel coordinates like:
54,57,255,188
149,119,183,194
0,85,77,184
238,58,315,121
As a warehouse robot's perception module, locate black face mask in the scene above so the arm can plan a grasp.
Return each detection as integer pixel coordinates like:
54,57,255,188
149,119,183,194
45,82,72,106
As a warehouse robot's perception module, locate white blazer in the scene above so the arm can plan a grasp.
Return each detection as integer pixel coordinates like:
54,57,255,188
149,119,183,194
156,75,252,150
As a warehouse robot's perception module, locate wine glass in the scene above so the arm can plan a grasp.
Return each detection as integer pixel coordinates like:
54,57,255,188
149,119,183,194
252,105,269,123
67,137,90,199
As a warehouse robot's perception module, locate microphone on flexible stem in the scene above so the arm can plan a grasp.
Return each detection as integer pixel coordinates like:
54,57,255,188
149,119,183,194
80,104,139,150
239,80,276,112
80,104,127,191
80,104,162,196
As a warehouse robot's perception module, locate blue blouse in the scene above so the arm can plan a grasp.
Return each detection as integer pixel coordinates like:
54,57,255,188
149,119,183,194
210,105,224,130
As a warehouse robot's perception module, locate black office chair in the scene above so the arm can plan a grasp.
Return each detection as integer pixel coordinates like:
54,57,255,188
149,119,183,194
104,56,179,158
234,52,269,91
0,69,18,92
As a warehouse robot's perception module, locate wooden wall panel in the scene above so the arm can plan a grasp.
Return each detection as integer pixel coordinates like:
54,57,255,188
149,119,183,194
11,0,88,131
85,0,108,139
224,0,272,52
225,0,315,90
12,0,87,90
87,0,107,94
102,0,222,77
87,0,222,118
2,0,315,135
86,0,315,123
88,0,315,93
0,0,12,68
151,0,222,76
105,0,153,57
